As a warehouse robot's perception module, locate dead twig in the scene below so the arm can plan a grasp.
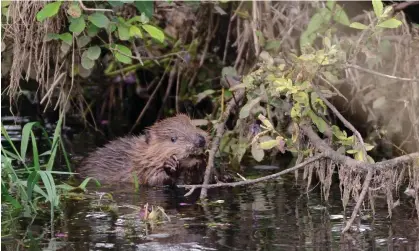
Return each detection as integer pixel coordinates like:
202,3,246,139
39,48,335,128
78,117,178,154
199,89,245,199
130,63,171,133
310,83,368,162
78,0,113,12
156,61,178,120
179,153,326,191
346,64,417,82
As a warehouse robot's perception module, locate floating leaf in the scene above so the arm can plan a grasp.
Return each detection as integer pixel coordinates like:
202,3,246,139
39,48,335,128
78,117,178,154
67,3,81,18
129,25,143,38
81,52,94,69
114,44,132,64
77,35,91,48
117,25,130,40
259,140,278,150
251,143,264,162
69,17,85,34
377,18,402,29
86,46,101,60
372,0,383,18
142,24,165,43
350,22,368,30
59,33,73,45
36,2,62,22
134,1,154,19
88,12,110,28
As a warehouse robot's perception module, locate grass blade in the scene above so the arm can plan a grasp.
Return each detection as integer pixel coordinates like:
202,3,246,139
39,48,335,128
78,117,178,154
30,131,40,171
20,122,40,162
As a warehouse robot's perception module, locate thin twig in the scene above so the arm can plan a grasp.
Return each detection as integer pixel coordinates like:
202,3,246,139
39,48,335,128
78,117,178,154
199,90,245,199
157,61,177,120
129,63,171,133
78,0,113,12
179,153,326,190
346,64,417,82
310,83,368,162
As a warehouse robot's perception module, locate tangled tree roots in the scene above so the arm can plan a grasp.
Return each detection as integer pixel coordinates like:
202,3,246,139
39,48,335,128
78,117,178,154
2,1,69,110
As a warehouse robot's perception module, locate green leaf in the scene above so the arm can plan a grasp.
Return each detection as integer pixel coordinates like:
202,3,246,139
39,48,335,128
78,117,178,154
86,46,101,60
81,52,95,69
21,122,39,161
129,25,143,38
88,12,110,28
142,24,165,43
332,4,350,26
265,40,281,51
134,1,154,19
308,111,327,133
346,149,358,154
364,143,375,151
114,44,132,64
36,1,62,22
372,0,383,18
77,35,91,48
59,33,73,45
117,25,130,40
259,140,278,150
349,22,368,30
67,3,81,18
251,143,264,162
377,18,402,29
257,114,273,130
69,17,86,34
87,23,99,37
239,97,261,119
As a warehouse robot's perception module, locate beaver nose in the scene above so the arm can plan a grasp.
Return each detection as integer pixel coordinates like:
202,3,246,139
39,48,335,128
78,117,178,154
195,134,206,148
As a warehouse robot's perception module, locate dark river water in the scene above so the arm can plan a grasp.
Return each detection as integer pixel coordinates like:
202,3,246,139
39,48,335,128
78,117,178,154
2,115,419,251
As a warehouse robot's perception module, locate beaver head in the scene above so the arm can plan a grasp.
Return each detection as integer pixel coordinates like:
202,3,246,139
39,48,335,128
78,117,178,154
143,114,210,159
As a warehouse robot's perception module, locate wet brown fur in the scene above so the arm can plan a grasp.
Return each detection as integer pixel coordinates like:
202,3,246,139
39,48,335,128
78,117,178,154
77,114,209,186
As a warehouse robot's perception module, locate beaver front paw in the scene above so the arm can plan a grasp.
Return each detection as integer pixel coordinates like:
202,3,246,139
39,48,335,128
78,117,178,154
163,155,179,174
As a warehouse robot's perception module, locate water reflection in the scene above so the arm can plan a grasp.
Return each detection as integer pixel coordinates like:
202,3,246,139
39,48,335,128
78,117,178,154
42,178,418,251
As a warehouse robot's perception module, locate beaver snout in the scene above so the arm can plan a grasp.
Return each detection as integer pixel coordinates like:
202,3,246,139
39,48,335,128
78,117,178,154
195,134,206,148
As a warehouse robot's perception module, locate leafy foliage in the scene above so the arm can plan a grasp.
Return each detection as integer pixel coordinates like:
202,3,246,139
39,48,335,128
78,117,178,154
35,1,165,75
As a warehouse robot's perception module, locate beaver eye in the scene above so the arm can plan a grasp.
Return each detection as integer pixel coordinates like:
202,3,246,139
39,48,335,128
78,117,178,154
171,136,177,143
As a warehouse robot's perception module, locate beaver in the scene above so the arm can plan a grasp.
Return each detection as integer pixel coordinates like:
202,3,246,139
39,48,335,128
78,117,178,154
76,114,210,186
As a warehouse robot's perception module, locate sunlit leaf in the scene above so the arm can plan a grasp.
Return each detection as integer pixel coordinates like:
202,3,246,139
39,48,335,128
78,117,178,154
259,140,278,150
36,2,62,22
129,25,143,38
350,22,368,30
372,0,383,18
377,18,402,29
114,44,132,64
142,24,165,43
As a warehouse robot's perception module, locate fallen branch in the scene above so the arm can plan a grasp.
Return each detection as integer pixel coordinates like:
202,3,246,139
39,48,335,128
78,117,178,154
300,124,419,233
179,153,326,190
198,89,245,199
346,64,417,82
